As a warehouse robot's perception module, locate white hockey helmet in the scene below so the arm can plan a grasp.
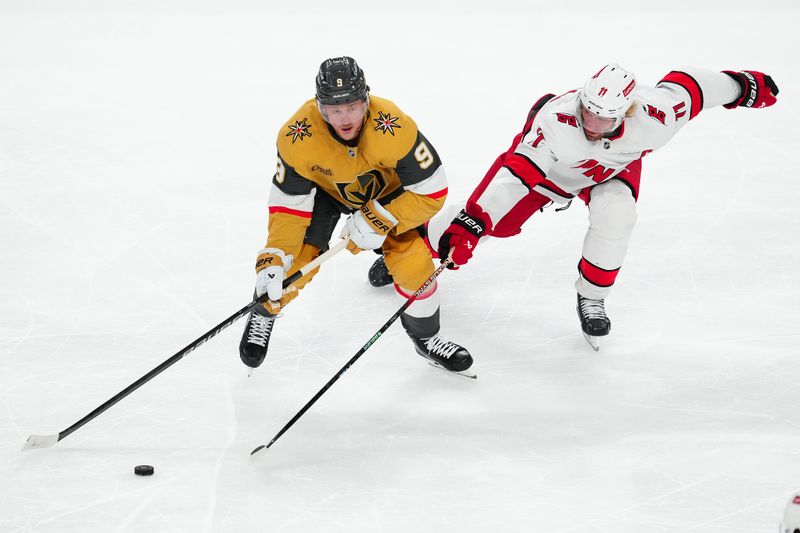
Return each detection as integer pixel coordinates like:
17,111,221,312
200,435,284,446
781,492,800,533
579,63,637,126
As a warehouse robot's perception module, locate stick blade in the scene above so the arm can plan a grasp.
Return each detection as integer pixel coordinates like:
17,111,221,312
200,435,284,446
21,433,60,451
249,444,268,461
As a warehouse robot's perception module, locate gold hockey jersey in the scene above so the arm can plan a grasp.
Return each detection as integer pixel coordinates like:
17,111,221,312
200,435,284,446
265,95,448,257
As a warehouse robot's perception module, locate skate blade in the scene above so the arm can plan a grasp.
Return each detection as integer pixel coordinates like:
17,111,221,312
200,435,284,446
424,360,477,379
582,333,601,352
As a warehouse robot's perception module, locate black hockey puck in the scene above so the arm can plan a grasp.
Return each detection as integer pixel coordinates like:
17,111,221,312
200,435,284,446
134,465,154,476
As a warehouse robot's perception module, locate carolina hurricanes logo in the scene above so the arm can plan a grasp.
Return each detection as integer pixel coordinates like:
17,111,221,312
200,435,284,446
373,111,401,136
286,118,312,143
336,170,387,206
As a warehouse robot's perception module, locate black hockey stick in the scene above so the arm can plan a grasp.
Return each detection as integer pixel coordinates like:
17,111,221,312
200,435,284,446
22,239,349,451
250,257,453,459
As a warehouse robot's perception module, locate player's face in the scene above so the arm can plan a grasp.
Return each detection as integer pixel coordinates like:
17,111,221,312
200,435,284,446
580,105,618,141
320,100,368,140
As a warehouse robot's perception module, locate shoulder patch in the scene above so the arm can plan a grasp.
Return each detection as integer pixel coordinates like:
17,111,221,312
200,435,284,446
286,118,313,143
373,111,402,136
644,104,667,125
555,113,578,128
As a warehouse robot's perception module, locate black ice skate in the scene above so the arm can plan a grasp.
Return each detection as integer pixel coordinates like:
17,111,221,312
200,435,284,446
239,310,276,373
576,294,610,352
368,255,393,287
409,333,476,379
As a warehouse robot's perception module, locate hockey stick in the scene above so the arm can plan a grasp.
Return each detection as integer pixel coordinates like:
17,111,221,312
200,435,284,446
22,239,349,451
250,256,453,460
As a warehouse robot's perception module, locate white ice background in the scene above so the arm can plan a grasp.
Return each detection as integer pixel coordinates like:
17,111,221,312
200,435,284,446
1,1,799,531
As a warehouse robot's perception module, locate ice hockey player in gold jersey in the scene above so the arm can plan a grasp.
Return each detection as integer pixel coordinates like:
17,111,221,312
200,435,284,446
238,56,473,375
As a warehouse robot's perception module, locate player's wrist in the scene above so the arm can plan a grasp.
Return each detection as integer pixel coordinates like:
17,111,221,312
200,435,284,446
451,208,488,239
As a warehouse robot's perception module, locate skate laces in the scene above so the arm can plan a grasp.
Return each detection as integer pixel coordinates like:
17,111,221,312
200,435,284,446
579,297,607,319
247,314,274,347
424,335,459,359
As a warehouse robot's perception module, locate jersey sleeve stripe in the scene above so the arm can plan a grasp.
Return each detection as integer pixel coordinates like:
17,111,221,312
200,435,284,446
402,164,448,196
425,188,448,199
658,71,704,120
268,206,312,218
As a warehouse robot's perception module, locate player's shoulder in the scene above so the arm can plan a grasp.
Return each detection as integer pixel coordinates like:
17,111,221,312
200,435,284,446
535,90,586,155
627,85,681,138
363,95,419,158
276,98,325,164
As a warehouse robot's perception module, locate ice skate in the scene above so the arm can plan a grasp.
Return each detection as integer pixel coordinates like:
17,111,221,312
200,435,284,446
408,333,476,379
239,310,276,371
368,255,393,287
576,294,610,351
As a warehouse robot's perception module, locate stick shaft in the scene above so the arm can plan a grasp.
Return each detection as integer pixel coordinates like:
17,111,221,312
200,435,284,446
256,259,450,453
47,240,349,445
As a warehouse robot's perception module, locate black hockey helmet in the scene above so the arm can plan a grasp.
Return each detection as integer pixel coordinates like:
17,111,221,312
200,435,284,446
315,56,369,106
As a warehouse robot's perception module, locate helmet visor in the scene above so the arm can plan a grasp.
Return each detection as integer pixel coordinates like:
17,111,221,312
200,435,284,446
579,103,618,135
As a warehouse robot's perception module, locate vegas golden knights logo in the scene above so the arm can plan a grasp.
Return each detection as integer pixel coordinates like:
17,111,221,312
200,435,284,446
336,170,387,206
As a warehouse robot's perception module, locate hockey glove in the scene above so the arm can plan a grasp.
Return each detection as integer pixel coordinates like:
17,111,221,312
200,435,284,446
722,70,779,109
438,209,487,269
341,200,398,254
255,248,293,302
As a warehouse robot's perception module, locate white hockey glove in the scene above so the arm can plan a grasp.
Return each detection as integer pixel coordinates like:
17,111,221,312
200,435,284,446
340,200,398,254
254,248,293,301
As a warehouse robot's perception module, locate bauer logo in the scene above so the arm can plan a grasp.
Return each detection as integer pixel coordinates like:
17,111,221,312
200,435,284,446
361,206,391,233
256,257,274,269
456,211,485,235
744,71,757,107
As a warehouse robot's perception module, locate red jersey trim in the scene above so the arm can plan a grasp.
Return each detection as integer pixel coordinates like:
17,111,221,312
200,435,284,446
607,121,625,141
425,188,448,199
394,281,438,300
659,71,704,120
578,257,620,288
268,206,313,218
505,153,548,188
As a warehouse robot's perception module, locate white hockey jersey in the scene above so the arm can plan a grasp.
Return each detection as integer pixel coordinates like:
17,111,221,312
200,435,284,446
469,68,742,231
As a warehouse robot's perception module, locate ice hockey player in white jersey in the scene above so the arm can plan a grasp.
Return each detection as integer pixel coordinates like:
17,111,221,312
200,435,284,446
781,491,800,533
432,64,779,350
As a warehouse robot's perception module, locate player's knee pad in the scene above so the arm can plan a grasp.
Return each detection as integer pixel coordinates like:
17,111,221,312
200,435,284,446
383,234,435,290
588,181,637,238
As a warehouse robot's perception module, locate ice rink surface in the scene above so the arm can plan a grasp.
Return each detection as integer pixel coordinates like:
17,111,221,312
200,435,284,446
1,0,799,531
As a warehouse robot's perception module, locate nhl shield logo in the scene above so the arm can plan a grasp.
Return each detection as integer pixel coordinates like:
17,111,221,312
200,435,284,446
336,170,387,207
